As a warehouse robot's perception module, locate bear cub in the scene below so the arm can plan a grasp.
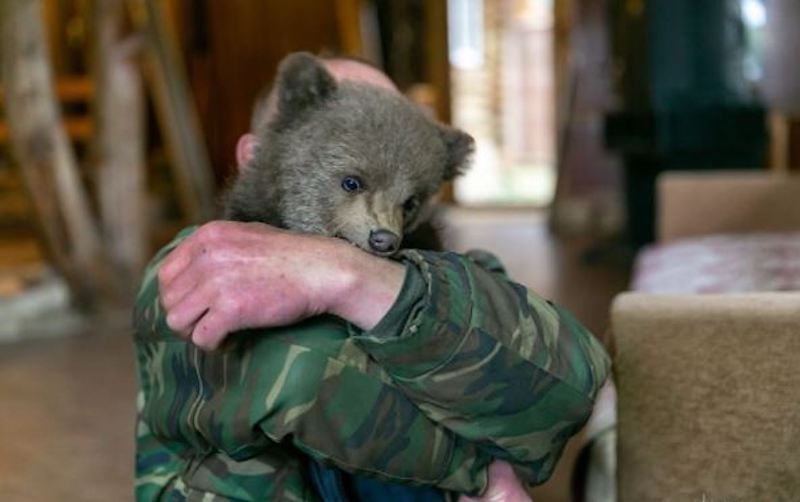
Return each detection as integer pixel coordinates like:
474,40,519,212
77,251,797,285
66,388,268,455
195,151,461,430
224,52,473,255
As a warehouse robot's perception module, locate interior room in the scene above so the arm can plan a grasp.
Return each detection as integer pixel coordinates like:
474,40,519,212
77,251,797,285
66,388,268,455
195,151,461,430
1,0,798,501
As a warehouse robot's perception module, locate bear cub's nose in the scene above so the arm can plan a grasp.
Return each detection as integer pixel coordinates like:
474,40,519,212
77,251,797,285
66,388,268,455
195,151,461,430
369,229,400,254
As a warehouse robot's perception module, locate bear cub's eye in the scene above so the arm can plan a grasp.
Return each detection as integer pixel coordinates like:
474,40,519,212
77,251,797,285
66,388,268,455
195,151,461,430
341,176,364,193
403,196,420,214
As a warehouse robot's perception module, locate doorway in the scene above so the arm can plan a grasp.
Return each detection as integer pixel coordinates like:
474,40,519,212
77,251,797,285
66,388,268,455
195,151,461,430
448,0,556,206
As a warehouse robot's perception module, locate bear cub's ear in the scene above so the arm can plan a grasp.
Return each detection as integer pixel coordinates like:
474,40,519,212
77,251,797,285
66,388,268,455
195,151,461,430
439,126,475,180
275,52,337,120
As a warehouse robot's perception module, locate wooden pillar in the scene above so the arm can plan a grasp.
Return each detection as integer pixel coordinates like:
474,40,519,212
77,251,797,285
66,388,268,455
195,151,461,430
1,0,104,303
423,0,455,203
769,112,789,172
335,0,364,57
129,0,216,222
92,0,147,285
550,0,577,233
424,0,452,125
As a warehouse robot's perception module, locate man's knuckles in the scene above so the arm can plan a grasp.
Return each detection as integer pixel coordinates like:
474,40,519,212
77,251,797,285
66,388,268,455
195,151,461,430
192,316,229,351
165,309,190,334
195,220,233,242
195,220,271,244
158,253,184,287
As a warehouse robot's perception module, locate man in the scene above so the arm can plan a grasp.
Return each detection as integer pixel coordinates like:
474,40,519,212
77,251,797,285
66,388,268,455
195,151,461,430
134,56,610,501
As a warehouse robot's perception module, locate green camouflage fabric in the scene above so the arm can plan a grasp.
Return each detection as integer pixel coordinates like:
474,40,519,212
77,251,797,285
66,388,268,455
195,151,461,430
134,227,610,501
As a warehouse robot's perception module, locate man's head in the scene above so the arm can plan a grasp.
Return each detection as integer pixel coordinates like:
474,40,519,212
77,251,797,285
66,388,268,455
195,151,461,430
236,56,398,168
226,52,473,256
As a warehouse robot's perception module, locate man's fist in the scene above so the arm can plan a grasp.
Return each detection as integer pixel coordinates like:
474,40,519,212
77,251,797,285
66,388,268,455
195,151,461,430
157,221,404,350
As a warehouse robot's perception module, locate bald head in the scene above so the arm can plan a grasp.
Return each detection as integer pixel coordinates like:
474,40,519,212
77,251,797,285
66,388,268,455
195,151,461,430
238,57,398,167
323,59,397,92
251,57,397,132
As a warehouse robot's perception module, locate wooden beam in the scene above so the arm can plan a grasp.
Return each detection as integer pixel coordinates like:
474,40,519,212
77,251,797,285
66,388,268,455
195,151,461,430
549,0,577,234
769,112,789,172
0,78,96,145
1,0,104,303
0,77,95,103
92,0,147,285
335,0,364,57
129,0,216,222
423,0,452,125
0,117,93,143
422,0,455,203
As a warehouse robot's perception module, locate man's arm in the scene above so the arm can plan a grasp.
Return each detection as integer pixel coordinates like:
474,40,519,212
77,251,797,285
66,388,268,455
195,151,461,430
349,248,610,484
138,224,494,496
157,221,405,349
156,221,610,485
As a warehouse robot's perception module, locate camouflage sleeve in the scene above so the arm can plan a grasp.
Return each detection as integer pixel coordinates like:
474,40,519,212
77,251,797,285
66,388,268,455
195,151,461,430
134,401,189,501
350,249,611,484
133,228,493,500
133,228,608,499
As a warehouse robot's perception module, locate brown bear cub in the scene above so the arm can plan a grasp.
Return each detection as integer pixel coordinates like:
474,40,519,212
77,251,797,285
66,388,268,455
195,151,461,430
224,52,473,254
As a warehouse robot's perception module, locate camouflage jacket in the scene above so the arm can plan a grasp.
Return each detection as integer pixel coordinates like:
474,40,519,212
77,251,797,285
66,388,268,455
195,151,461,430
133,227,610,501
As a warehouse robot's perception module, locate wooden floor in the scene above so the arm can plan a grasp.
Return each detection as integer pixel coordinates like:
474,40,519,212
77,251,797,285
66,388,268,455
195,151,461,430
0,209,629,502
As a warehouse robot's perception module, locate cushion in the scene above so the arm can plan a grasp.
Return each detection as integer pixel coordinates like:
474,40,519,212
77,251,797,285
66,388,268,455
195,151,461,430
632,232,800,294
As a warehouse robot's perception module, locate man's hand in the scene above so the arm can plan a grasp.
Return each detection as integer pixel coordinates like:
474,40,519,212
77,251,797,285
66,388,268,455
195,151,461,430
459,461,533,502
157,221,405,350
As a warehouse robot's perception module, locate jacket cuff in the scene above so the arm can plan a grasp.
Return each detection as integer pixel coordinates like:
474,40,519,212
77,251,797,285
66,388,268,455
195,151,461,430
357,258,427,340
349,250,474,380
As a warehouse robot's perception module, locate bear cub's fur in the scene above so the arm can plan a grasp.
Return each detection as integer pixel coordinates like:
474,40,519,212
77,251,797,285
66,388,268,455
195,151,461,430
224,52,473,255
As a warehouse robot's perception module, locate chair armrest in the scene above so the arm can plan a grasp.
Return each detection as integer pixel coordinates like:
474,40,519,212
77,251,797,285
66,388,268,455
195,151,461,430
657,171,800,242
611,292,800,501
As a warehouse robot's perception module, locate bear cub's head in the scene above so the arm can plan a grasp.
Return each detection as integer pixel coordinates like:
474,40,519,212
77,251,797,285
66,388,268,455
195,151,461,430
225,52,474,256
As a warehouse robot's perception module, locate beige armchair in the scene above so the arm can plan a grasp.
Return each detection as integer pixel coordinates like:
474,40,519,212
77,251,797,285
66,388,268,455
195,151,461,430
656,171,800,242
611,171,800,501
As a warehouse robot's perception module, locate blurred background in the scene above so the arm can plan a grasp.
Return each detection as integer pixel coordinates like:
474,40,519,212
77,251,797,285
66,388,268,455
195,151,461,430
1,0,798,500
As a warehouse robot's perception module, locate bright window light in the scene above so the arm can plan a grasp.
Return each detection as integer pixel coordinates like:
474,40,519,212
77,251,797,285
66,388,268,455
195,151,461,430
448,0,484,69
741,0,767,28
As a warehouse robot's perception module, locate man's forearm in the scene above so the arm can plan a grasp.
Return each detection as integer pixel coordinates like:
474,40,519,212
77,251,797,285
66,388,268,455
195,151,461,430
157,221,406,350
349,249,612,485
152,222,609,488
326,249,406,330
136,230,494,494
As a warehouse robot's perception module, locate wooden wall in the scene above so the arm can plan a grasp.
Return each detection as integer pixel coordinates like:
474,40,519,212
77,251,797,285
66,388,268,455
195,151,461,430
32,0,453,187
170,0,345,180
171,0,453,182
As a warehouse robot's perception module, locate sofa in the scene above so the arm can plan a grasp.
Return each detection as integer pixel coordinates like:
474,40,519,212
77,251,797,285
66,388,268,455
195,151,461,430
584,172,800,501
